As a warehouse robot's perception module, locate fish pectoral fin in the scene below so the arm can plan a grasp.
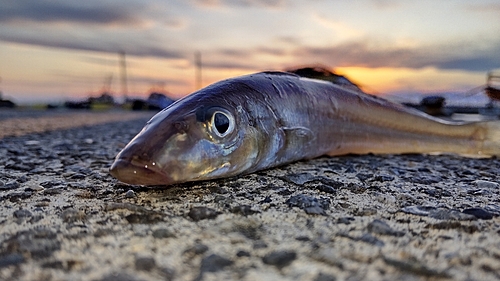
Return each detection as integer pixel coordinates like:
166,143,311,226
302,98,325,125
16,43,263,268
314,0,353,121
282,126,315,143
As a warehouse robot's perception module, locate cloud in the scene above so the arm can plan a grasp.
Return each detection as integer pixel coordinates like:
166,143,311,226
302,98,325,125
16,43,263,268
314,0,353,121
199,46,286,71
0,30,184,59
467,2,500,13
293,39,500,72
191,0,285,9
0,0,144,26
370,0,402,10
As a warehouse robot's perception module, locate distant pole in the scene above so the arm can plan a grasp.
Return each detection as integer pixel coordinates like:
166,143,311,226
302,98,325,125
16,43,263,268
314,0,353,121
195,51,202,90
119,51,128,100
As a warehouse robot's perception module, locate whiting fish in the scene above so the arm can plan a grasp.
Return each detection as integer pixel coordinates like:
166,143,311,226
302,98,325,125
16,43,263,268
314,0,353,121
110,71,500,185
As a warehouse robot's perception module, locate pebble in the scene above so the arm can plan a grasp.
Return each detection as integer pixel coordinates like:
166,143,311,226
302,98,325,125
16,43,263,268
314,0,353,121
383,256,450,278
152,228,176,239
462,208,494,220
230,204,260,216
429,209,475,221
0,253,25,268
367,219,405,237
135,256,156,271
314,272,337,281
474,180,500,189
286,194,330,215
13,209,32,218
61,208,86,223
236,250,251,257
401,205,437,216
262,250,297,268
188,206,220,221
281,173,316,185
0,180,20,190
199,254,233,273
184,244,209,255
125,190,136,198
4,229,60,259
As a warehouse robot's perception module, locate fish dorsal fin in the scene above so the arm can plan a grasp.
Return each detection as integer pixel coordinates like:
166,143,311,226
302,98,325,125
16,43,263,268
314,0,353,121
260,71,300,78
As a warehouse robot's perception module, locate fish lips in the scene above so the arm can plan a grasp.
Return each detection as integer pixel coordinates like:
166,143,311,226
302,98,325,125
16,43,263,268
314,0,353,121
109,158,172,186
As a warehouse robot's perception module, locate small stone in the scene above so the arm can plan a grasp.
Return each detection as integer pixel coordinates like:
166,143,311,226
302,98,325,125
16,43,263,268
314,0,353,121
358,233,385,247
462,208,494,220
152,228,175,238
98,272,143,281
253,240,268,249
125,190,136,198
28,184,44,191
474,180,500,189
259,196,272,204
184,244,209,255
311,248,343,268
367,219,405,237
353,207,377,216
236,250,251,257
24,140,40,146
286,194,330,215
61,208,86,223
199,254,233,273
314,272,337,281
188,206,220,221
356,173,373,182
337,217,355,224
0,253,25,268
373,175,395,182
282,173,316,185
429,209,475,220
262,250,297,268
230,205,260,216
401,205,437,216
0,180,20,190
125,213,164,224
13,209,32,218
383,256,450,278
135,256,156,271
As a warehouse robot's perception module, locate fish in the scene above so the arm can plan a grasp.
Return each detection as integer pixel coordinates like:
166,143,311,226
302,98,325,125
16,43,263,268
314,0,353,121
109,71,500,185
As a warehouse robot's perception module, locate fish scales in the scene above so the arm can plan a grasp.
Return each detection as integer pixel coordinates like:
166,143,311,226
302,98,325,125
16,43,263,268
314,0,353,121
110,71,500,185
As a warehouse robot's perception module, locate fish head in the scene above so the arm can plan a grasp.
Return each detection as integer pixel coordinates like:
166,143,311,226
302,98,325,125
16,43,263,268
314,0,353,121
109,86,263,185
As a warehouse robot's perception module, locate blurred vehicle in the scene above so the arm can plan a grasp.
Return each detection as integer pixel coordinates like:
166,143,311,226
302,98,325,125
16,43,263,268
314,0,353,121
147,92,175,110
130,92,175,111
0,91,16,108
485,72,500,101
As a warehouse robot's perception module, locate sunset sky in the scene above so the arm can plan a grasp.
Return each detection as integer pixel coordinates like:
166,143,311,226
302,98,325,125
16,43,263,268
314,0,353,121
1,0,500,104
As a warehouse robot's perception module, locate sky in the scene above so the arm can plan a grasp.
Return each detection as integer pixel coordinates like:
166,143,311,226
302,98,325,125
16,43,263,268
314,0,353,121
1,0,500,104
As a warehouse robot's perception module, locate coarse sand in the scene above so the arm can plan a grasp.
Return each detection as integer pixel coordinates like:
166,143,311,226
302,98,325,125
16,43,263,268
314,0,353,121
0,110,499,281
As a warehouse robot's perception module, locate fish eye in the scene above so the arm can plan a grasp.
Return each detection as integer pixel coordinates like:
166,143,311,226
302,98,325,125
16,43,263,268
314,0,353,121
211,110,234,137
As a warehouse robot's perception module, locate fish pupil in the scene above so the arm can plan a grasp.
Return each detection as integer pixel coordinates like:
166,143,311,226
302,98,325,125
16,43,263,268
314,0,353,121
214,112,230,134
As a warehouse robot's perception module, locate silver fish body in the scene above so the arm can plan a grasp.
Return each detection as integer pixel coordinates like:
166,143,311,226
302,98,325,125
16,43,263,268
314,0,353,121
110,71,500,185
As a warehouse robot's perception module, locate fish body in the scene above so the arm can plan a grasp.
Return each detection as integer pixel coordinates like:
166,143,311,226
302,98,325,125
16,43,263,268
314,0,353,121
110,71,500,185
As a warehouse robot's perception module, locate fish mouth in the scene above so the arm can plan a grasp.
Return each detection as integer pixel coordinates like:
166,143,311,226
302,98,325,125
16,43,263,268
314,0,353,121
109,158,172,186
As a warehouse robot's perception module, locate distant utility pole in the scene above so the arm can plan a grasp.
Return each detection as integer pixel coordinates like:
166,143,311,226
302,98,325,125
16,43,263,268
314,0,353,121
195,51,202,90
119,51,128,100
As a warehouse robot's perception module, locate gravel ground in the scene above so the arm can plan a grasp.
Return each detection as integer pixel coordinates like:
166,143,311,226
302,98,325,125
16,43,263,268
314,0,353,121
1,111,500,281
0,109,151,138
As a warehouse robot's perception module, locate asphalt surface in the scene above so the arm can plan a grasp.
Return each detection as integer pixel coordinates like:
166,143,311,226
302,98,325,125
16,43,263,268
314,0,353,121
0,110,499,281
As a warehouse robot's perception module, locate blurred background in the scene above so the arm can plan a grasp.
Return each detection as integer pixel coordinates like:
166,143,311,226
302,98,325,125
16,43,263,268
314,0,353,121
0,0,499,111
